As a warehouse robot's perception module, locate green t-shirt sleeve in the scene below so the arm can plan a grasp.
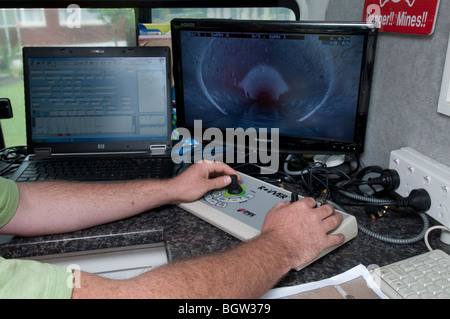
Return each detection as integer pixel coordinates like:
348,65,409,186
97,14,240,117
0,177,19,228
0,178,73,298
0,257,73,299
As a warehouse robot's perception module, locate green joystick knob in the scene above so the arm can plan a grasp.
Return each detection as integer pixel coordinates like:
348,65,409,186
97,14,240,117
227,175,244,195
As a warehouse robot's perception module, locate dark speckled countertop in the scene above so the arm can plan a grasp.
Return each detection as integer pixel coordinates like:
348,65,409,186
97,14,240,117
0,176,448,287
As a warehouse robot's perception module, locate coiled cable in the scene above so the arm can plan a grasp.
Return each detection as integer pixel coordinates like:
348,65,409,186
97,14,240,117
325,198,430,244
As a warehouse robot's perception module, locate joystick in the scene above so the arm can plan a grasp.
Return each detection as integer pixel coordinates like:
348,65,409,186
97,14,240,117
227,174,244,195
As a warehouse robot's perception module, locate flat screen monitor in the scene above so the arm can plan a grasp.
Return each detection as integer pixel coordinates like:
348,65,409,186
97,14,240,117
171,19,377,158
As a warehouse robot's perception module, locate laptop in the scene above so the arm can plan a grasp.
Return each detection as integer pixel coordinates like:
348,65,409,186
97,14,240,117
10,46,175,182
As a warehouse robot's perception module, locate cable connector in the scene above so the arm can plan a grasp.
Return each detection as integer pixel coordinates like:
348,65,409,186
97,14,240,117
396,188,431,212
367,169,400,191
315,190,328,207
365,205,389,220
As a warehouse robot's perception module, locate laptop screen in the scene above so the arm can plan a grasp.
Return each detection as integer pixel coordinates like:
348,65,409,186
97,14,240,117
23,47,172,154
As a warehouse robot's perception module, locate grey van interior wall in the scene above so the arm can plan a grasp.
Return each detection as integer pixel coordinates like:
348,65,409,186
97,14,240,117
325,0,450,168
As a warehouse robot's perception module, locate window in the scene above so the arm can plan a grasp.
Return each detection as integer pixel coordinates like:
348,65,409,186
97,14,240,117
0,8,136,148
0,4,299,149
18,8,46,27
151,7,296,23
58,8,107,27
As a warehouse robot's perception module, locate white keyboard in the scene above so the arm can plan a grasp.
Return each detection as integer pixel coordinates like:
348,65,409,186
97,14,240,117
371,249,450,299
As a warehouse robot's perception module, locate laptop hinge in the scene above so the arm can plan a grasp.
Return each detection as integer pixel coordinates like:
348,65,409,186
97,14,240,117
150,144,167,156
34,148,52,158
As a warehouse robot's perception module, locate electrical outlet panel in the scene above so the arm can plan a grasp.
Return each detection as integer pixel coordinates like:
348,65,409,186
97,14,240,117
389,147,450,229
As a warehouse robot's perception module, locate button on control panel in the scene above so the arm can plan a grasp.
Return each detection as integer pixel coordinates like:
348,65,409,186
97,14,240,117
204,188,255,208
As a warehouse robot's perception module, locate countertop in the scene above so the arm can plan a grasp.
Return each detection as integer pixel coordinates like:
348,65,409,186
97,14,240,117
1,175,448,288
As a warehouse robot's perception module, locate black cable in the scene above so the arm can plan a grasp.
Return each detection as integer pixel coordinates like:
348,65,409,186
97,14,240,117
0,146,27,177
295,163,354,199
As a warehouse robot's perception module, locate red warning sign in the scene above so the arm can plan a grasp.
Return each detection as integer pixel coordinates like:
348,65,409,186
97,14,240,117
363,0,440,35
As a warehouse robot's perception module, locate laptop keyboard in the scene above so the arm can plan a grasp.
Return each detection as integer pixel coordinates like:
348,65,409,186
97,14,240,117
15,157,174,182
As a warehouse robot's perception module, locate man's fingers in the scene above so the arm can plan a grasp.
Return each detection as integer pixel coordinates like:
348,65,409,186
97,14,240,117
322,211,343,231
209,175,232,189
298,197,317,208
200,160,239,180
327,233,345,247
315,203,335,219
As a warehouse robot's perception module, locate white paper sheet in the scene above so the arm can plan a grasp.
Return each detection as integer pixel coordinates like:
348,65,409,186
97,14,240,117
261,264,389,299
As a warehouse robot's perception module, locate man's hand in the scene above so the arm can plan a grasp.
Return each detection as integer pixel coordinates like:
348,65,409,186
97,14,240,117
261,197,345,271
168,160,239,204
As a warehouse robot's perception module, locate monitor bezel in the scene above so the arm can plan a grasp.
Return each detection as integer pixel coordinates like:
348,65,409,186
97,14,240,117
171,18,378,155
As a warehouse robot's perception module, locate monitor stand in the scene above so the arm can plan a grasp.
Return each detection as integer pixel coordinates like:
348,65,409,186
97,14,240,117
314,154,346,167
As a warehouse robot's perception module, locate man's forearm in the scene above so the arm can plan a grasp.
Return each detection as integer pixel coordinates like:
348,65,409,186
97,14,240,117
72,233,291,299
4,179,175,236
1,161,235,237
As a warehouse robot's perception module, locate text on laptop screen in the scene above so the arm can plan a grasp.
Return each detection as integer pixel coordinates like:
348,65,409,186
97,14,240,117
27,56,168,144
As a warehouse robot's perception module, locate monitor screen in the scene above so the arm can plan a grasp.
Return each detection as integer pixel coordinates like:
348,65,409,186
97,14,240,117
171,19,377,158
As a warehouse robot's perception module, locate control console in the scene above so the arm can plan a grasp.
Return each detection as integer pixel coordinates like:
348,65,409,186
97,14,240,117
178,172,358,270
